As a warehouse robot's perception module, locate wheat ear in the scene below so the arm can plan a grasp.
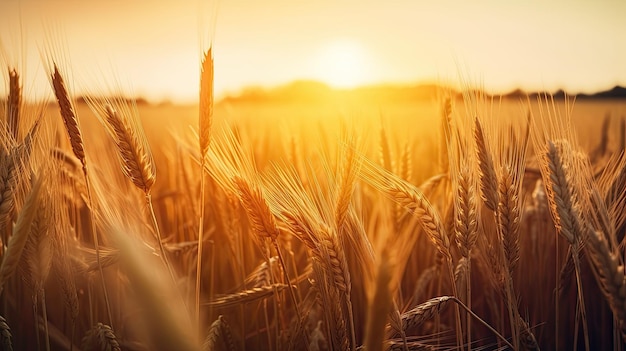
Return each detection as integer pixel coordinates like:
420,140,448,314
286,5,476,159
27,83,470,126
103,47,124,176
81,323,120,351
50,65,86,168
103,105,155,192
0,315,13,351
319,226,355,350
199,47,214,159
0,144,23,230
584,228,626,342
0,117,39,230
96,103,177,293
202,315,237,351
541,140,582,244
6,68,20,141
474,118,499,212
541,140,592,349
497,166,521,272
387,180,450,261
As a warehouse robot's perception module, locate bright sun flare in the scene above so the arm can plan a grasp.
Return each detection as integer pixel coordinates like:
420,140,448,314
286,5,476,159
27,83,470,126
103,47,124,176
315,40,369,88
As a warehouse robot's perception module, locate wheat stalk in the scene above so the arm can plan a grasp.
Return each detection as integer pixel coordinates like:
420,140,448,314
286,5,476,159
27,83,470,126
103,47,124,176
364,249,393,351
50,210,80,324
439,98,452,174
50,63,114,329
205,284,288,307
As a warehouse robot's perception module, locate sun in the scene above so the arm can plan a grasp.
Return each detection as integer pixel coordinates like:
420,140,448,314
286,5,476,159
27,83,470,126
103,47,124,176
315,40,369,88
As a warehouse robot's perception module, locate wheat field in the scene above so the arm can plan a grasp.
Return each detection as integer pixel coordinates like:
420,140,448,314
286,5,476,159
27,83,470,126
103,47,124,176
0,47,626,351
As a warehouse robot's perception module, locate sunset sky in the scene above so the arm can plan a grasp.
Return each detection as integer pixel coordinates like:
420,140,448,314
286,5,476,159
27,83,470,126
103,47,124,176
1,0,625,103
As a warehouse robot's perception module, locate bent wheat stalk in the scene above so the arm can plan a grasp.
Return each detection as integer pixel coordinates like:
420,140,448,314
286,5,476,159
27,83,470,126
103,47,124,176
90,102,176,289
396,296,514,350
50,64,114,329
233,176,308,344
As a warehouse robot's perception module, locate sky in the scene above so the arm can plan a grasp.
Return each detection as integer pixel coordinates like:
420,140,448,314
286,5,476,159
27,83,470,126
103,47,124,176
1,0,625,103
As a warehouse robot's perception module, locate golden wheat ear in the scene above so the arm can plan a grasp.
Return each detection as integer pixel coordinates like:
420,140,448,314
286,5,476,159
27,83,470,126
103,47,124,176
6,68,21,141
102,104,156,193
50,64,86,169
199,47,214,159
584,228,626,342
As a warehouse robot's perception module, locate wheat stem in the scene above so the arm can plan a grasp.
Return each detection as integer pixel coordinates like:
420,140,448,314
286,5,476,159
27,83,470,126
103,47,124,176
572,245,590,351
40,289,50,351
196,160,207,330
146,194,177,286
451,297,515,350
83,173,114,330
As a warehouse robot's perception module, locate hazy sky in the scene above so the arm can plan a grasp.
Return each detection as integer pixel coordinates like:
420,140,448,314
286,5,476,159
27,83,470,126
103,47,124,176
1,0,625,103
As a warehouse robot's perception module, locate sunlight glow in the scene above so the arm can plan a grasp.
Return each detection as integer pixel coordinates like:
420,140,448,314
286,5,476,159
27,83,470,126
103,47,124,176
314,40,370,88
